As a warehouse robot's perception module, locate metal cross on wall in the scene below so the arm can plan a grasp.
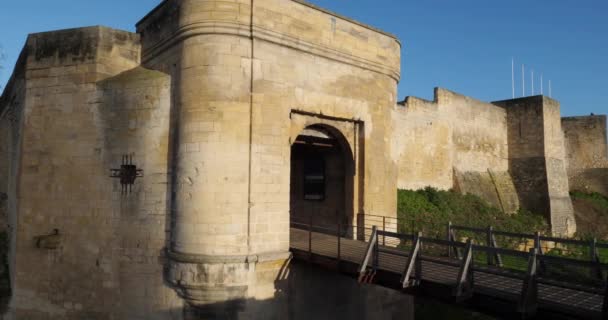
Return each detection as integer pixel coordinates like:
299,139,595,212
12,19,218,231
110,155,143,195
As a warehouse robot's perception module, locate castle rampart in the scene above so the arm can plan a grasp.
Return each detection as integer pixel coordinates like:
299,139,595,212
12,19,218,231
395,88,518,214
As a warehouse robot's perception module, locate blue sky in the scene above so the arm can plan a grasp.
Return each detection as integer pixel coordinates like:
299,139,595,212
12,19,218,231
1,1,606,116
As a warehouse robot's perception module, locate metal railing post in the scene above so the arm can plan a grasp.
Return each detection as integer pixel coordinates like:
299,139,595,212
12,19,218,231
602,280,608,319
591,238,602,280
533,231,542,254
374,229,379,271
357,213,365,241
337,222,341,263
382,216,386,246
534,231,546,275
487,226,494,266
308,213,313,262
447,222,452,258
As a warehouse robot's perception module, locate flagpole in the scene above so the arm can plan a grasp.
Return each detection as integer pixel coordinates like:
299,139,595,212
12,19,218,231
522,64,525,97
512,58,515,98
531,69,534,95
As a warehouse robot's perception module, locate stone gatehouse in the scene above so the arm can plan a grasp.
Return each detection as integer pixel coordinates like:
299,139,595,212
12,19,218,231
0,0,606,318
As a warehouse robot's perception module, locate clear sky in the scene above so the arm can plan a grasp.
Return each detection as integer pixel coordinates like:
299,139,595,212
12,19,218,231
1,0,606,116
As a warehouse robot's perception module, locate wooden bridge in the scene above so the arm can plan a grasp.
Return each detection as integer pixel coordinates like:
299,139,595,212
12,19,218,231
289,214,608,319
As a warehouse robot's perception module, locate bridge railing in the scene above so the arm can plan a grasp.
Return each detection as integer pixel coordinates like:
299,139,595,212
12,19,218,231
291,216,608,318
448,223,607,280
355,226,608,318
355,213,608,271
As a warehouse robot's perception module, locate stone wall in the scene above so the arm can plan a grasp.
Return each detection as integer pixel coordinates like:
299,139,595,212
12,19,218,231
96,67,184,319
395,88,518,213
0,26,186,320
0,47,27,310
0,117,9,231
494,96,576,235
543,99,577,235
393,96,452,190
439,89,509,173
562,115,608,196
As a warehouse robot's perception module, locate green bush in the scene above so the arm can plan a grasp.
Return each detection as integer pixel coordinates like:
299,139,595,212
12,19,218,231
397,187,548,238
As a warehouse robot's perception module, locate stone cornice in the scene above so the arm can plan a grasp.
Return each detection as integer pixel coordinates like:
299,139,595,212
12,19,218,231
141,20,400,81
167,249,292,264
136,0,399,41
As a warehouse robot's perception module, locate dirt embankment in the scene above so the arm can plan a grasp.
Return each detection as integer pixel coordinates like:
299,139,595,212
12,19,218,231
572,192,608,239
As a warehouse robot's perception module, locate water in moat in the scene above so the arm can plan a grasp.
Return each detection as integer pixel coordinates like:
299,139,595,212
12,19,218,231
283,261,497,320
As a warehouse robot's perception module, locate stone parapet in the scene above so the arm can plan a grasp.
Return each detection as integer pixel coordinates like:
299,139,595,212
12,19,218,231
136,0,401,81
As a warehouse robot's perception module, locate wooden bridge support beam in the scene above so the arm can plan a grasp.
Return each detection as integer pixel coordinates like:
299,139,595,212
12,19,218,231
518,248,539,318
401,232,422,288
358,226,378,283
453,239,474,300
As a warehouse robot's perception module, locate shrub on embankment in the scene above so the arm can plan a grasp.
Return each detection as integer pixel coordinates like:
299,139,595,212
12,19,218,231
397,188,549,271
397,187,548,238
571,191,608,240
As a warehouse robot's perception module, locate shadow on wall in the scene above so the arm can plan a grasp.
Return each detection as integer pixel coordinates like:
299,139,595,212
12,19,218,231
179,260,414,320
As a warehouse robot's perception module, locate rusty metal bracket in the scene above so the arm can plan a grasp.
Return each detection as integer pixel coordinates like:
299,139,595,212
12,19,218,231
110,155,143,195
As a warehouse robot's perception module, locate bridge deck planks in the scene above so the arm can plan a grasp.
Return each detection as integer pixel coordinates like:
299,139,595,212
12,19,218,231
290,228,604,317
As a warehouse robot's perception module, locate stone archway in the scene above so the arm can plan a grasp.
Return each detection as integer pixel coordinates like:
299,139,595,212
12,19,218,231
290,124,355,229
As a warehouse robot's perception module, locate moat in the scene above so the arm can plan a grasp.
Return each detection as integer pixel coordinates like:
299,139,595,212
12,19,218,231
285,262,495,320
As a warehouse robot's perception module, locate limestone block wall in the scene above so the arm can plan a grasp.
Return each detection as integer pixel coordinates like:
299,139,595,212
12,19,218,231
0,26,187,319
0,48,27,308
543,98,576,235
496,97,549,216
562,115,608,196
437,89,509,173
0,117,10,231
96,67,184,319
494,96,576,235
395,88,517,213
393,96,452,190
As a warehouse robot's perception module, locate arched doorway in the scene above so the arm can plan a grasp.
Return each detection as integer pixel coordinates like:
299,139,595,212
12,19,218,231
290,124,354,230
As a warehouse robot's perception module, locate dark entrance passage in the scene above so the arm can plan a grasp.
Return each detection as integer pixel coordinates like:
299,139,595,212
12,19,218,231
290,125,354,229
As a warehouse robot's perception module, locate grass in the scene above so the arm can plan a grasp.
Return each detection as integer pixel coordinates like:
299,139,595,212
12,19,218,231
396,187,549,272
571,191,608,212
396,188,608,280
397,187,548,238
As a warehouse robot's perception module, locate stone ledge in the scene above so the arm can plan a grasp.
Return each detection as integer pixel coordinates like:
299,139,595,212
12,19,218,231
167,249,291,264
